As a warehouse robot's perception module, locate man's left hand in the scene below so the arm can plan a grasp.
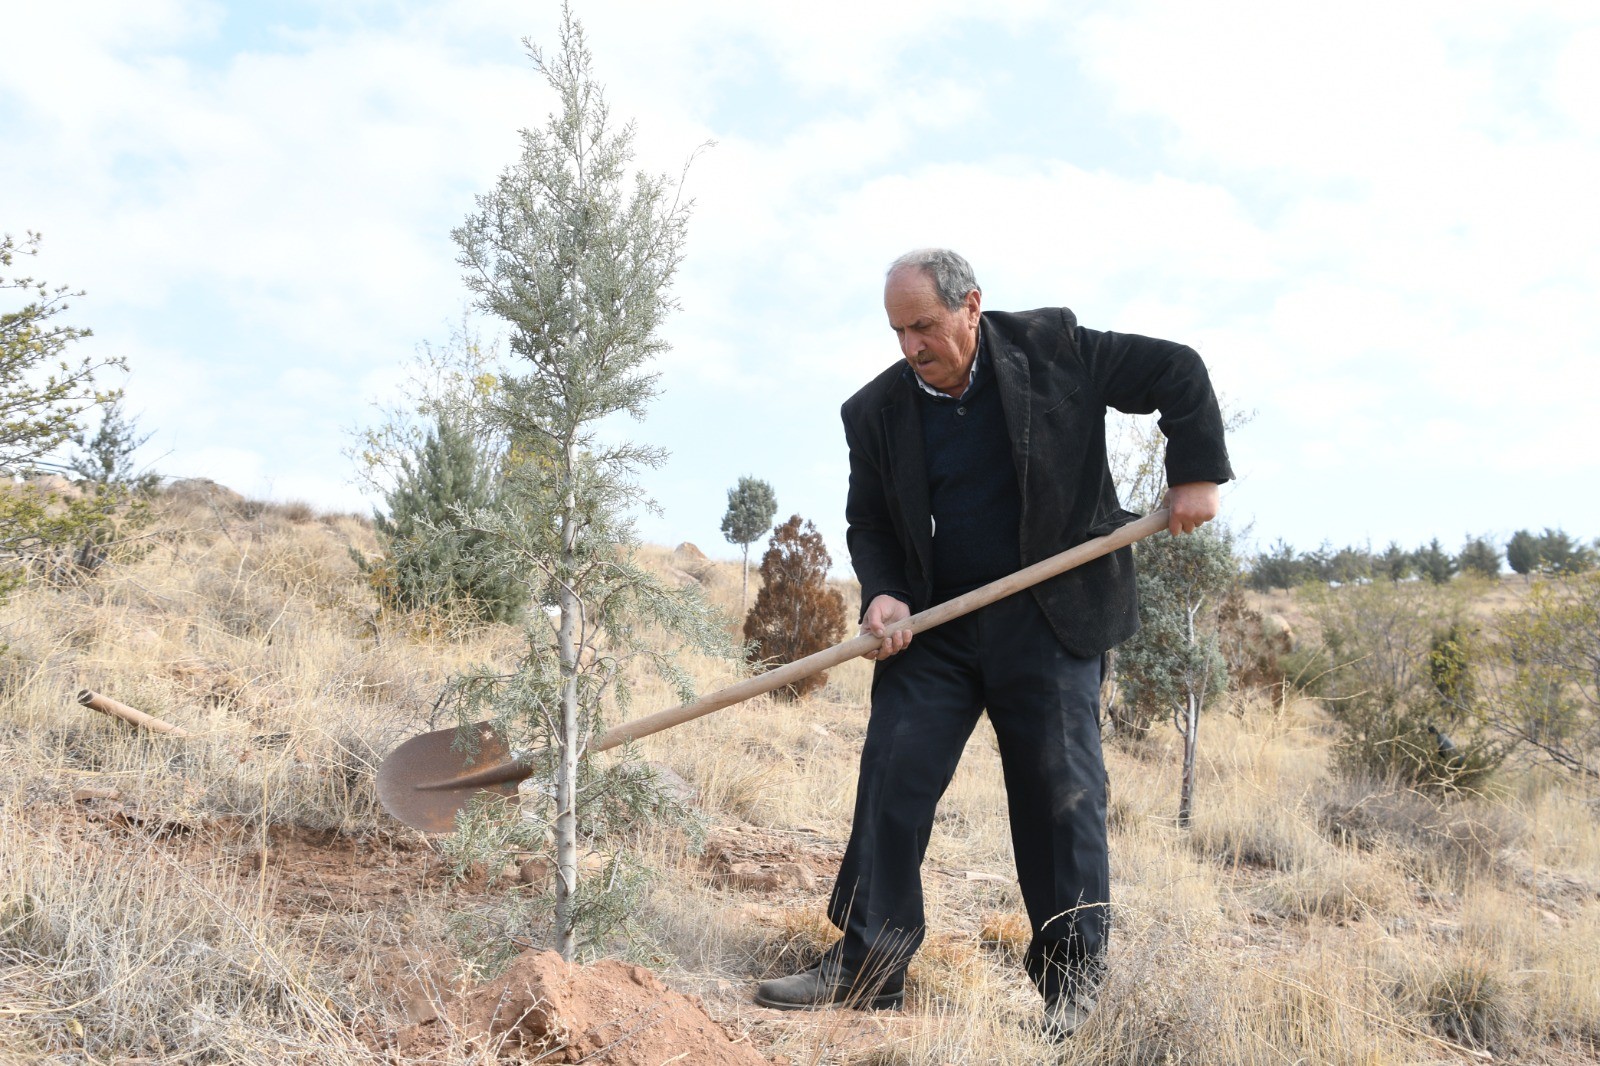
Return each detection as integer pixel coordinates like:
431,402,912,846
1166,481,1220,535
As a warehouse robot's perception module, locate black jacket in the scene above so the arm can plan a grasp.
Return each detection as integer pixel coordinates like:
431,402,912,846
842,306,1234,657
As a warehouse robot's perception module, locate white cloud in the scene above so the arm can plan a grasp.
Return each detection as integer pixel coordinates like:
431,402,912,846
4,0,1598,559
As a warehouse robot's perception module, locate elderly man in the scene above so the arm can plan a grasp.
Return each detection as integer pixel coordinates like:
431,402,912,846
754,249,1233,1038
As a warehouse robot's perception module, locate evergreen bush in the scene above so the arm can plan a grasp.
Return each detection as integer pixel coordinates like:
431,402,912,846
1310,582,1503,789
368,415,526,623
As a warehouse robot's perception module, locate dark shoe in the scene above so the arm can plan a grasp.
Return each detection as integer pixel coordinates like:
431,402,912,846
1041,986,1097,1041
754,961,904,1011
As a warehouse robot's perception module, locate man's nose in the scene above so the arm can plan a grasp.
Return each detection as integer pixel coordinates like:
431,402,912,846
900,333,921,359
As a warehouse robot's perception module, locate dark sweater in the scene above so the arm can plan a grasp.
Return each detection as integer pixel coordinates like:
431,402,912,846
915,342,1023,598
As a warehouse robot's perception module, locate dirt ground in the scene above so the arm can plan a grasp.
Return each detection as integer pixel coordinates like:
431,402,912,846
39,788,874,1064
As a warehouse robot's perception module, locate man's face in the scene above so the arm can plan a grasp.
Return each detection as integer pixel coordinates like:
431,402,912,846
884,267,981,398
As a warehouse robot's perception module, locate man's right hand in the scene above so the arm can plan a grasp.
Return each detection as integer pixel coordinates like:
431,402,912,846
862,594,913,661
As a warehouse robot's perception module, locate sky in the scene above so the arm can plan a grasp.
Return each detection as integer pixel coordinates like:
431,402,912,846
4,0,1598,568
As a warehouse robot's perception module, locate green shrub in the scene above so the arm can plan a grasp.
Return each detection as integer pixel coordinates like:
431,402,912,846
365,415,526,622
1309,581,1504,790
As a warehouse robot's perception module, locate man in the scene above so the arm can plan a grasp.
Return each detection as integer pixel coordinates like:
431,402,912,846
754,249,1232,1038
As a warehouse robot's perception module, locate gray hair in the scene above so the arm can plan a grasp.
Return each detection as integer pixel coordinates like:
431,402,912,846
886,248,980,311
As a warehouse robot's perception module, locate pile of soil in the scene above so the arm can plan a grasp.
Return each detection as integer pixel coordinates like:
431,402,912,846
399,950,769,1064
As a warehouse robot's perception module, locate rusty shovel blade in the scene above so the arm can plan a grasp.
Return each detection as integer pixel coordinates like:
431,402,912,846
375,721,531,833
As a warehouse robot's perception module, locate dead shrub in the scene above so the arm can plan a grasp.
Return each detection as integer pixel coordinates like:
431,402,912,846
278,499,317,523
1256,848,1400,922
978,911,1030,964
1318,780,1521,887
1215,584,1291,702
1395,955,1520,1054
742,515,848,701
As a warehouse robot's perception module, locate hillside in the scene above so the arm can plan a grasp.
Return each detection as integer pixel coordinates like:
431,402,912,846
1,486,1597,1064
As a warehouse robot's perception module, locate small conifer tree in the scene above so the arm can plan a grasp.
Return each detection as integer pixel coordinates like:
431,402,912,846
1,232,130,589
371,414,525,623
1379,541,1414,582
1506,530,1541,578
1537,528,1594,575
720,475,777,614
68,396,158,492
1249,538,1303,591
444,7,730,962
742,515,848,701
1457,535,1501,579
1416,538,1458,585
1115,526,1235,825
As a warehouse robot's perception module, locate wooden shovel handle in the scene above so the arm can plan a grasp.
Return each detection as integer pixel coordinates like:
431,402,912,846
78,689,191,737
591,508,1170,753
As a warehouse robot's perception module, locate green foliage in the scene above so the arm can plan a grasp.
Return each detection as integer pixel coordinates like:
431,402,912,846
1506,530,1541,577
1252,532,1593,590
1535,528,1594,576
442,6,730,961
0,480,130,592
1415,538,1457,585
368,415,526,623
1114,527,1236,738
722,474,777,613
1476,573,1600,779
1327,544,1372,585
720,476,777,550
68,395,157,492
742,515,848,701
1250,537,1304,591
1310,581,1503,789
349,315,506,499
1378,541,1414,582
0,232,131,591
1456,535,1500,579
1,232,124,472
1428,623,1475,711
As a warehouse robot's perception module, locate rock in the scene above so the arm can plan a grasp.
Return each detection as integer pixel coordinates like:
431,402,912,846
1261,613,1294,649
721,861,815,893
673,542,708,562
22,474,83,499
162,478,245,507
646,762,698,806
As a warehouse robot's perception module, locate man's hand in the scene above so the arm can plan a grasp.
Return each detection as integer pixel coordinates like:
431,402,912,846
1166,481,1220,535
861,594,913,661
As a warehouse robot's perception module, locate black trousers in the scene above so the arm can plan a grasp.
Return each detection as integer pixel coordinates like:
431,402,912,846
826,590,1109,1001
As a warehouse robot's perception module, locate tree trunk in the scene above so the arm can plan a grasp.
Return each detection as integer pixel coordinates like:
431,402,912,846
1178,689,1199,828
553,474,581,961
1177,598,1203,828
740,544,750,617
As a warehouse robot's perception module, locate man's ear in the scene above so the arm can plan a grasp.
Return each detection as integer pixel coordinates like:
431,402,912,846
964,288,982,320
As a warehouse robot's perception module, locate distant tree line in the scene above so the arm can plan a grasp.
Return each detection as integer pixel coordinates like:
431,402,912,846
1247,528,1596,591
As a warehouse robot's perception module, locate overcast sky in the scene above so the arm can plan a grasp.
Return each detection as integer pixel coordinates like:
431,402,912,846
4,0,1598,567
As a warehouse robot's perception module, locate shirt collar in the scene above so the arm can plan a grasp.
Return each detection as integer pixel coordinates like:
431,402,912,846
909,321,985,401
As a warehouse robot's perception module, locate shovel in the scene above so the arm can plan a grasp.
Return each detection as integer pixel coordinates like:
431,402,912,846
377,508,1171,832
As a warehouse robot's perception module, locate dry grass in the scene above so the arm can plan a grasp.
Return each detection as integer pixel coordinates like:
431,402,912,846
2,493,1598,1063
0,805,363,1063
